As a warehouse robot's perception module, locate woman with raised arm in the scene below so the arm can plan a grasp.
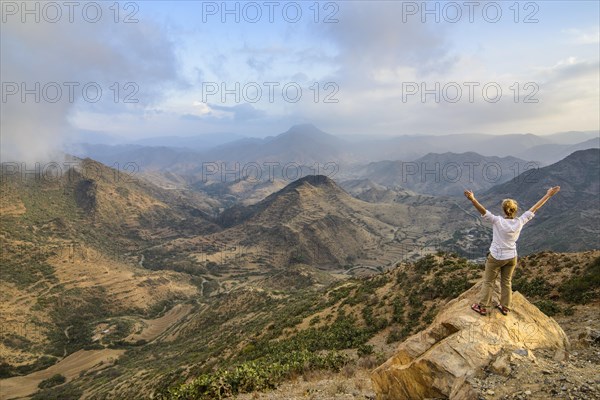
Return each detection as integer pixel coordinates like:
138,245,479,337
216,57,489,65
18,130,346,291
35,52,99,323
464,186,561,316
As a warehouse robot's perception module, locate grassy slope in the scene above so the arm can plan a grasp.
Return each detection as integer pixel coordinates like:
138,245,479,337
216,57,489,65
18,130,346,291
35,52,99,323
0,159,212,376
27,250,599,399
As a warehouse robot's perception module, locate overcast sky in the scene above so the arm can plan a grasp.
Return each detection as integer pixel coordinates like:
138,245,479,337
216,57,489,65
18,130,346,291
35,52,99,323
1,1,599,161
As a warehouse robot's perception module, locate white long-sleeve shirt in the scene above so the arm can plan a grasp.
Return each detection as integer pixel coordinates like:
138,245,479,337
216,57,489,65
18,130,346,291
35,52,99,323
482,210,535,260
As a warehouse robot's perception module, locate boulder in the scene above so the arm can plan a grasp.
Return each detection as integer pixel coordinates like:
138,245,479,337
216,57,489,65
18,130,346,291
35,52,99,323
371,281,570,399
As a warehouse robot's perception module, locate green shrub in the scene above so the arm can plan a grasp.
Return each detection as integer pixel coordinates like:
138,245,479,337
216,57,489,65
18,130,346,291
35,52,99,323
0,362,16,379
396,271,408,284
534,300,561,316
408,291,420,307
361,305,388,332
513,277,552,297
559,257,600,304
357,344,374,357
162,351,349,399
423,306,438,324
30,382,83,400
13,355,58,376
327,285,354,305
563,306,575,316
83,343,104,350
415,255,438,273
408,308,422,322
391,297,405,324
38,373,66,389
399,323,415,339
386,328,405,344
440,275,471,298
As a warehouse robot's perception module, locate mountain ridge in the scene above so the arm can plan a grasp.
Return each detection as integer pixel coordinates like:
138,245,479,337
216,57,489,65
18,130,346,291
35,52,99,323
71,126,600,178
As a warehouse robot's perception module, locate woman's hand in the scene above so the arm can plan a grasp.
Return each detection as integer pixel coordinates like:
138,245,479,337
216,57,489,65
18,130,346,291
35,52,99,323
529,186,560,213
546,186,560,197
465,190,486,215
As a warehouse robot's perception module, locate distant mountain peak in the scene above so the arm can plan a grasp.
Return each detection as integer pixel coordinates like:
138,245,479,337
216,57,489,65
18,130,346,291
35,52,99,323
287,123,320,132
280,124,333,139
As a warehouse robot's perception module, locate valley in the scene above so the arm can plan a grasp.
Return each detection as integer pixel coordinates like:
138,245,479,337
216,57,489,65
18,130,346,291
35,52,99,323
0,140,598,399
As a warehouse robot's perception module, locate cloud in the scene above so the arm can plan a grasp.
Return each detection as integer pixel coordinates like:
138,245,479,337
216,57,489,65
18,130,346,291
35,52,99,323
287,3,599,136
192,101,213,115
182,101,265,123
213,103,265,121
317,2,456,83
539,57,600,87
562,27,600,45
4,2,596,146
1,5,182,163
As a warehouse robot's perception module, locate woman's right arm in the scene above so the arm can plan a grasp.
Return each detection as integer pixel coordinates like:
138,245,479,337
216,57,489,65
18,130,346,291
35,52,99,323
528,186,560,213
464,190,487,216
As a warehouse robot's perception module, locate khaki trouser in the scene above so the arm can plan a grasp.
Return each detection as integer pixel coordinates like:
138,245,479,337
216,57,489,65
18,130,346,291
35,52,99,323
478,253,517,310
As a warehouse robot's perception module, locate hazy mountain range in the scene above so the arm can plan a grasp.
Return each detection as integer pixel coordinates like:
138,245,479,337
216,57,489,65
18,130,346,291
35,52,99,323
343,152,534,197
69,125,599,204
71,124,598,171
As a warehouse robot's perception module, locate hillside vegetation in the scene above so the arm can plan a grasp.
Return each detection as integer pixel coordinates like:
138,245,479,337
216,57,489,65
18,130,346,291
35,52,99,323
153,250,599,400
2,153,599,399
0,158,211,374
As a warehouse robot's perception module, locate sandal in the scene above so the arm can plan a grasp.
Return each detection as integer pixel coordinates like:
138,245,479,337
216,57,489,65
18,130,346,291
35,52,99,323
496,304,509,315
471,303,487,316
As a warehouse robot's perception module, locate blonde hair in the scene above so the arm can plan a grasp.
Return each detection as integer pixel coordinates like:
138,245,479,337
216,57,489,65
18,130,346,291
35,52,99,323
502,199,518,219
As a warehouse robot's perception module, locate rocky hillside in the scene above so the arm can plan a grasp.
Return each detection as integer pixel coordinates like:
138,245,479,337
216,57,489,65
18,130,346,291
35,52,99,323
0,157,217,374
157,251,600,400
3,249,598,399
207,174,471,270
348,152,532,197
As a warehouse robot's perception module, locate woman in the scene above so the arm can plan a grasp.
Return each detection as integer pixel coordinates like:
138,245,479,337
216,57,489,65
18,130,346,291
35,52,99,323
464,186,561,316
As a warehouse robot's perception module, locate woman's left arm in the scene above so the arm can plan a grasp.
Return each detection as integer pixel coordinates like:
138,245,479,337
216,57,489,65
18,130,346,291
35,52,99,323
528,186,560,213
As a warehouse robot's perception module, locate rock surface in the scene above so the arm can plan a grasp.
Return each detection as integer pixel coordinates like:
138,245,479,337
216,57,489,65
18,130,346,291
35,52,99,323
371,281,570,400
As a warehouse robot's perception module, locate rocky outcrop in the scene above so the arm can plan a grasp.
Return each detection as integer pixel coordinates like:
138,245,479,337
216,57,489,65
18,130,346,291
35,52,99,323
371,281,570,399
75,178,97,215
